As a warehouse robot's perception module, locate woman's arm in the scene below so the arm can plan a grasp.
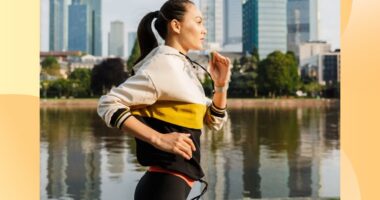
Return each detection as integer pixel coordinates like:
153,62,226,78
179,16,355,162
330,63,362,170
203,52,230,131
98,70,195,160
209,51,230,109
120,116,196,160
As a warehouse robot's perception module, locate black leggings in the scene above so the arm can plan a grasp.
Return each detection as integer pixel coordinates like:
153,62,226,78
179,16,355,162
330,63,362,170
134,171,192,200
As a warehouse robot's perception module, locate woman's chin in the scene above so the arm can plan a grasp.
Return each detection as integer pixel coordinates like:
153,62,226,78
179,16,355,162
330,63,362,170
192,44,203,51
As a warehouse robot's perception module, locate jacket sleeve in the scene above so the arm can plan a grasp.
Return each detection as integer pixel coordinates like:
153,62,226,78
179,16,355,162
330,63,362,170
203,97,228,131
97,70,158,129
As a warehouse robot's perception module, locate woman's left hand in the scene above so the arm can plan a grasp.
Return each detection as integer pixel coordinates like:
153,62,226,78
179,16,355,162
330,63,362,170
209,51,231,87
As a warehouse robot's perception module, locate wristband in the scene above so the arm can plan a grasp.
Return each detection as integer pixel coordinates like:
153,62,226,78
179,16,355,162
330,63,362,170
214,85,228,93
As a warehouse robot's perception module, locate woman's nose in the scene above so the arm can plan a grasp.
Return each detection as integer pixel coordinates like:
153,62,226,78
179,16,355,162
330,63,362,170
203,27,207,35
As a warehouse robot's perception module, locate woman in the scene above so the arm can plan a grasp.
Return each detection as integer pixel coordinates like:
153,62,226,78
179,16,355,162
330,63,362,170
97,0,231,199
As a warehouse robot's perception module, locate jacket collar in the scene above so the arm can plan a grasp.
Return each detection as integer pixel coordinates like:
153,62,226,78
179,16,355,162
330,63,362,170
132,45,188,71
157,45,187,58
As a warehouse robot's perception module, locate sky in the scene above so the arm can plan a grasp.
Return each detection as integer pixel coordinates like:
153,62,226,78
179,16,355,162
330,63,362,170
40,0,340,56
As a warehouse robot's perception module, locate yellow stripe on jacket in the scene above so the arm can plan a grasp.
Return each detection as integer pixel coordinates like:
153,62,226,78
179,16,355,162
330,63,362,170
131,101,207,129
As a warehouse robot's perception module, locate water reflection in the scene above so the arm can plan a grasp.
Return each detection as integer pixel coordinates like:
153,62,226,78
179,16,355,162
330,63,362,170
40,106,339,200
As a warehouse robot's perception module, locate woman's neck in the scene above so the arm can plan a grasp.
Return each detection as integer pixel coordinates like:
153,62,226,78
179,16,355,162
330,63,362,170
165,39,188,55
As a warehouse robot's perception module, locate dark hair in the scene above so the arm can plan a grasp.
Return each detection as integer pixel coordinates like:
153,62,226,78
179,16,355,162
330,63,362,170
134,0,194,64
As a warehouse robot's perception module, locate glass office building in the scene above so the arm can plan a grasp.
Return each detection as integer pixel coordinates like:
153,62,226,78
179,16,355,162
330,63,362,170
108,21,125,57
51,0,102,55
49,0,68,51
287,0,310,55
224,0,242,45
91,0,102,56
243,0,287,59
200,0,224,48
68,1,87,52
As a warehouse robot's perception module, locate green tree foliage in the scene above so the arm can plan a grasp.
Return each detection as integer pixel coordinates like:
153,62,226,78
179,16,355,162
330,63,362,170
257,51,300,97
48,78,71,97
91,58,129,95
127,38,141,73
301,81,323,98
41,56,62,77
229,48,260,97
201,74,213,96
68,68,92,97
232,58,240,72
228,71,257,97
251,46,260,63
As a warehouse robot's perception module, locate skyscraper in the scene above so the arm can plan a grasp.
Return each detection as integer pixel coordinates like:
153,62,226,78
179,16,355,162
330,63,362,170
223,0,242,45
243,0,287,59
49,0,68,51
65,0,102,55
68,0,87,52
287,0,320,56
85,0,102,56
108,21,125,57
200,0,224,49
309,0,320,41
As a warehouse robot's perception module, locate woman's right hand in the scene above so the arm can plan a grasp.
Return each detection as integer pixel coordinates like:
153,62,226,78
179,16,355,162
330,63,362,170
151,132,196,160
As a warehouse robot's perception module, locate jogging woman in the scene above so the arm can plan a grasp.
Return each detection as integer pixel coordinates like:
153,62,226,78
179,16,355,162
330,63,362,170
97,0,230,199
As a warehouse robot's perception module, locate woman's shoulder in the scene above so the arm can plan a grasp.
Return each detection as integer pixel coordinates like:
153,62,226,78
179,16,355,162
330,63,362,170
139,46,186,72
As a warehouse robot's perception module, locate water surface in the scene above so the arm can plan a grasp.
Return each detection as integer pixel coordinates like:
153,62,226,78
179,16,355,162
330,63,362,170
40,106,340,200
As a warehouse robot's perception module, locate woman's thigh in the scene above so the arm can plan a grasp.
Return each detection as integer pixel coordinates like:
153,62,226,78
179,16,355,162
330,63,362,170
134,171,192,200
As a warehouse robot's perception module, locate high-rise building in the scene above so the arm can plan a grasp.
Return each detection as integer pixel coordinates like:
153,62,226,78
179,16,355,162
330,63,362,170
127,32,137,58
287,0,320,56
223,0,243,52
108,21,125,57
64,0,102,55
49,0,68,51
309,0,320,41
85,0,102,56
243,0,287,59
91,0,102,56
200,0,224,50
298,41,339,85
321,51,340,84
299,41,330,67
68,0,87,52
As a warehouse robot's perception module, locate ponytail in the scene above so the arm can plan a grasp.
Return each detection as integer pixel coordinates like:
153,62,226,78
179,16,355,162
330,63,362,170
135,11,159,64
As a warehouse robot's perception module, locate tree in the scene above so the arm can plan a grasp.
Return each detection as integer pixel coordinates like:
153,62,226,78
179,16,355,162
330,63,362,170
48,78,71,98
232,58,240,72
127,38,141,73
301,81,323,98
41,56,62,77
201,74,213,96
91,58,129,95
68,68,92,97
257,51,300,97
251,46,260,64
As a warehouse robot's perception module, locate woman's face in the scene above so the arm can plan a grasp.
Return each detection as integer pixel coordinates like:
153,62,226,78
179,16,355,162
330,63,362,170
177,4,207,51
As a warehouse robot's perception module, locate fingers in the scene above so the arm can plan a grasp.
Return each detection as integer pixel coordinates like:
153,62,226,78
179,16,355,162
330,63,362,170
184,134,196,152
175,142,192,160
172,133,196,160
212,51,230,66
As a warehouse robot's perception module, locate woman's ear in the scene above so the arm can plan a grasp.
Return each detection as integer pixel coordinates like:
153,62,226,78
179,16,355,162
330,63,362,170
170,19,181,34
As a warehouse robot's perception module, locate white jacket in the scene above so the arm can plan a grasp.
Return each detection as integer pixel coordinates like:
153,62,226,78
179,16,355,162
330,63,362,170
97,45,227,131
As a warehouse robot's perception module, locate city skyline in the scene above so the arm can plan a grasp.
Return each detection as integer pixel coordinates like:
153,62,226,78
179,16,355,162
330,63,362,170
41,0,340,56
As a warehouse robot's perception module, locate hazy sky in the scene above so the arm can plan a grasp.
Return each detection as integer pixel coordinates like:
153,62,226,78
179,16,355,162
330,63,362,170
40,0,340,56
